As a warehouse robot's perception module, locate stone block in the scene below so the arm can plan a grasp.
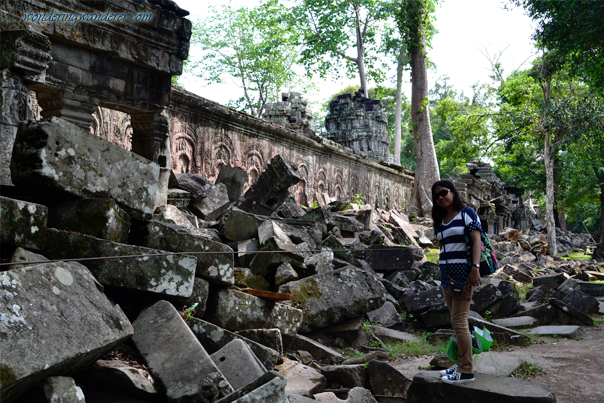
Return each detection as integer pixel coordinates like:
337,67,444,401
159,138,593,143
372,326,416,344
561,289,599,314
551,278,578,300
279,266,387,332
216,165,248,202
303,251,335,277
497,280,519,299
153,204,196,229
492,317,537,329
321,317,364,346
406,371,556,403
320,364,367,389
549,298,594,326
220,208,266,242
11,118,160,220
177,173,232,221
204,288,303,337
48,198,130,243
185,277,210,318
43,377,86,403
236,329,283,356
367,360,411,397
528,325,586,338
332,214,365,233
238,154,302,216
0,196,47,251
314,387,377,403
211,339,267,391
511,303,557,326
366,301,406,329
0,262,133,403
141,220,234,285
491,293,521,318
322,235,359,266
379,278,408,300
365,245,414,272
287,334,345,364
276,357,325,397
132,300,234,402
9,247,48,269
188,317,280,370
43,228,197,298
575,280,604,297
474,353,525,376
420,303,451,329
215,371,289,403
275,203,307,219
275,262,300,286
418,261,440,282
532,272,568,290
471,284,502,314
402,286,445,315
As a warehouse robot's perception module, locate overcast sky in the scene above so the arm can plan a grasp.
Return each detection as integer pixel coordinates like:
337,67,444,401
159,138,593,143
174,0,538,108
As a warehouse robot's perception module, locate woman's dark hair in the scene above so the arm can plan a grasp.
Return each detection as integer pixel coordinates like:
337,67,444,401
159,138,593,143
431,179,465,232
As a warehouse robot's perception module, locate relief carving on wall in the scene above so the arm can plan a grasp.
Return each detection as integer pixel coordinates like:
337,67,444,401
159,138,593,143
172,133,196,173
206,131,234,181
90,106,132,150
294,160,311,206
243,143,265,191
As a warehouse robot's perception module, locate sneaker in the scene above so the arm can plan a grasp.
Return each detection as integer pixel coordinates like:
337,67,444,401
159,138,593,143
439,364,458,376
441,372,475,384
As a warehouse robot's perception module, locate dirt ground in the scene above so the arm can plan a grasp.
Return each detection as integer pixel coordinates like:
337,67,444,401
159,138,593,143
392,325,604,403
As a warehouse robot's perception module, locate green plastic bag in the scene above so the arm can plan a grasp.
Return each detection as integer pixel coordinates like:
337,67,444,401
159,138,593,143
445,336,458,360
473,326,494,352
471,333,483,354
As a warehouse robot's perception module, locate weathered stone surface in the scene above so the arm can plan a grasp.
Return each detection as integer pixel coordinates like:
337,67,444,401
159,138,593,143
429,354,456,369
406,371,556,403
177,173,232,221
236,329,284,356
468,317,530,347
551,278,578,300
43,377,86,403
492,317,538,329
474,353,525,376
372,326,416,344
548,298,594,326
366,301,406,329
367,360,411,397
153,204,197,229
215,371,289,403
220,208,266,242
561,289,599,314
402,287,445,315
9,247,48,270
321,317,365,346
332,214,365,233
132,300,234,402
532,273,568,290
277,358,326,397
288,334,345,364
427,329,456,345
43,229,196,297
0,262,133,403
211,339,267,391
511,303,557,326
74,359,159,400
0,196,47,251
216,165,248,202
238,155,302,216
497,280,519,299
365,245,415,272
303,251,335,277
48,198,130,243
275,262,300,286
279,266,387,332
471,284,502,314
528,325,586,338
490,293,521,319
574,281,604,297
185,278,210,318
141,220,234,285
204,288,303,337
419,303,451,329
11,118,160,219
320,365,367,389
188,317,280,370
314,387,377,403
322,235,359,266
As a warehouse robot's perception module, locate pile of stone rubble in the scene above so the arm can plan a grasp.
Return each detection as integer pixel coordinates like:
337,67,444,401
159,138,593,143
1,118,602,403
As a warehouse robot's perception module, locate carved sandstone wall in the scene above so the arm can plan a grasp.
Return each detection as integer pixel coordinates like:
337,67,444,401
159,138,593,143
167,87,413,210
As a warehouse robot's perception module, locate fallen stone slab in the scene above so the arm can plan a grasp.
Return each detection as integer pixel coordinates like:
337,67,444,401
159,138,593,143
289,394,322,403
287,334,345,364
365,245,415,273
48,198,131,243
551,278,578,300
188,317,280,370
511,303,557,326
279,266,387,333
321,317,365,346
215,371,289,403
177,173,232,221
43,229,197,298
238,154,302,216
406,371,556,403
314,387,377,403
249,220,306,278
132,300,234,402
332,214,365,233
471,284,503,315
322,235,359,266
43,377,86,403
204,288,303,337
276,262,300,286
211,339,267,391
420,303,451,329
474,353,525,376
429,354,456,370
320,364,367,389
528,325,586,338
366,301,406,330
490,293,521,319
236,329,283,356
574,280,604,297
220,207,266,242
140,220,234,285
154,204,197,229
0,196,47,251
548,298,594,326
367,360,411,397
9,247,48,269
532,272,568,290
74,359,159,401
216,165,248,202
492,317,538,329
561,289,599,314
373,326,416,344
11,117,160,220
276,357,326,397
402,286,445,315
468,317,530,347
185,278,210,318
0,262,133,403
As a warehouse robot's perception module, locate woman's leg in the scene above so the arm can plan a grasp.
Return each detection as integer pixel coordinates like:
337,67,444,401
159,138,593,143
444,291,473,374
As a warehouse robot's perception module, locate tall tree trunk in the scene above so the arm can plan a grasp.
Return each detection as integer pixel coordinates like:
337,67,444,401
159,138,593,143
544,133,557,256
407,35,440,218
595,182,604,259
394,48,404,166
354,6,368,97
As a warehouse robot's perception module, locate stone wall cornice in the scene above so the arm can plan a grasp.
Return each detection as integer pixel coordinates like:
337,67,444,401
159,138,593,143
169,86,415,182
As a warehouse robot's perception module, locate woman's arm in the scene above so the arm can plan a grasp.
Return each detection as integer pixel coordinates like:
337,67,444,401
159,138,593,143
468,229,482,286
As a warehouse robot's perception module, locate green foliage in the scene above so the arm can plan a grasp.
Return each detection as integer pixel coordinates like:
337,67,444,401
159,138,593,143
188,0,303,117
560,251,592,261
384,335,447,360
511,362,546,379
182,302,198,322
424,248,440,264
515,283,534,302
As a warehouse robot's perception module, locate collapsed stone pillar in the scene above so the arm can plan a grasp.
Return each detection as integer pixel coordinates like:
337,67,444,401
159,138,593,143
33,86,99,130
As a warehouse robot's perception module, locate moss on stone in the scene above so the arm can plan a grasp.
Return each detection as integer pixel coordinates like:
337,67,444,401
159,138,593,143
290,278,322,308
0,364,18,388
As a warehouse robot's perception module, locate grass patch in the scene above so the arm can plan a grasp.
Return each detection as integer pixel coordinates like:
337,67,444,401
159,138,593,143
424,248,440,264
593,317,604,327
383,335,447,360
515,283,534,302
340,347,364,359
511,362,546,379
561,251,592,260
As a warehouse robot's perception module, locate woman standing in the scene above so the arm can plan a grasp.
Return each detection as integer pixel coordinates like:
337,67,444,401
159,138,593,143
432,179,482,384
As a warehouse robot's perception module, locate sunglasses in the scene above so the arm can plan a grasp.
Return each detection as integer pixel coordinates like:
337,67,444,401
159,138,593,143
433,189,451,200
